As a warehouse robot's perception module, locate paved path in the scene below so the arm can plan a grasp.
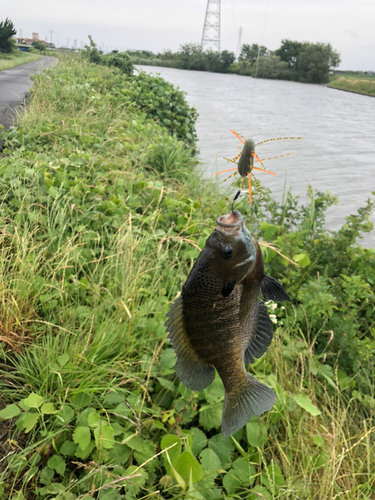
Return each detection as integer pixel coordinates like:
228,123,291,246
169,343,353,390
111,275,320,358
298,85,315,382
0,56,58,132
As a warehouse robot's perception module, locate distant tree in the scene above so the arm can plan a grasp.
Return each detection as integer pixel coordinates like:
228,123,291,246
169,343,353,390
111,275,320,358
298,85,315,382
32,40,46,52
297,42,341,83
239,43,268,63
220,50,235,71
255,55,290,79
0,18,17,53
274,39,303,70
177,43,206,71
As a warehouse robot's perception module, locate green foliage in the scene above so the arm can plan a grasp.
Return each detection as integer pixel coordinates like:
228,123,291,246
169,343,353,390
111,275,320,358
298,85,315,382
126,70,198,147
239,43,268,63
31,40,46,52
82,35,133,76
0,17,16,53
136,38,341,84
275,39,341,83
0,54,374,500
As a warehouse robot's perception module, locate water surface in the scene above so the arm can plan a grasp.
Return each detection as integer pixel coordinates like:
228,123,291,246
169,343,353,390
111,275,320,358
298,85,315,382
138,65,375,247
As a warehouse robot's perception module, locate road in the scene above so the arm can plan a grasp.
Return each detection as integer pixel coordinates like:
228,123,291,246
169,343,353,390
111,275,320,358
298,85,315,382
0,56,58,133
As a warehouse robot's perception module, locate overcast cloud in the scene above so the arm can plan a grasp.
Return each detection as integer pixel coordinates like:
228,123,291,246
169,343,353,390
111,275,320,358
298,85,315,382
5,0,375,71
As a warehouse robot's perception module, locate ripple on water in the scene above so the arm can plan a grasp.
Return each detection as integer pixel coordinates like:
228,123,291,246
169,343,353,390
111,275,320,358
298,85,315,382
138,65,375,247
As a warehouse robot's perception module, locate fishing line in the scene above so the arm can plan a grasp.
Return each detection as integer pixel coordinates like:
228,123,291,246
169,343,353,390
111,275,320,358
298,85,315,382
249,0,271,124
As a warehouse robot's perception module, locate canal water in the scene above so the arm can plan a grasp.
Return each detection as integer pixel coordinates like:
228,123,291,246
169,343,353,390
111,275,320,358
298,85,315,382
138,65,375,247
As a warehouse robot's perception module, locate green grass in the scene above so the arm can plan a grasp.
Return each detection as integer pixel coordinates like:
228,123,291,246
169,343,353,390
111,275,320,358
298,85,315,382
0,54,374,499
328,72,375,96
0,52,43,71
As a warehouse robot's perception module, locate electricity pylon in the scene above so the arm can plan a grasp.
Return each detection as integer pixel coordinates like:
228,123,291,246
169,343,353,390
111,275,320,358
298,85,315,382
236,27,243,59
201,0,221,52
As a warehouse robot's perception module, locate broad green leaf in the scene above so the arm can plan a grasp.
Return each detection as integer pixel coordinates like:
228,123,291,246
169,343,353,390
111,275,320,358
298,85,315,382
71,392,92,409
174,451,203,485
73,426,91,450
161,434,181,464
24,393,44,409
108,443,131,465
39,466,55,485
199,448,221,473
87,410,101,428
232,458,255,485
124,433,143,451
60,440,78,456
223,470,242,495
293,252,311,267
41,403,58,415
293,394,321,416
199,403,222,431
203,377,224,405
75,441,95,460
94,425,115,449
191,427,207,455
21,412,39,433
246,417,268,448
261,462,285,489
134,440,157,470
58,404,75,424
123,466,148,497
0,404,20,420
160,348,176,372
35,483,65,496
209,434,235,466
103,391,124,406
47,455,66,475
57,353,70,367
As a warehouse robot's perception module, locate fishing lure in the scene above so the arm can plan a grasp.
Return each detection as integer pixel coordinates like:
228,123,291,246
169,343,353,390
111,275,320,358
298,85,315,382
216,130,304,203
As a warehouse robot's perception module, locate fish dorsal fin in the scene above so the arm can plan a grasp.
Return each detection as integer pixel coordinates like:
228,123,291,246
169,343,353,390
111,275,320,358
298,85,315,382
164,295,215,392
261,274,290,302
244,302,274,364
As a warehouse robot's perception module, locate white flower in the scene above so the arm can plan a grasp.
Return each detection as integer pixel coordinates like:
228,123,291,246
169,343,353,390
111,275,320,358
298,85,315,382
269,314,278,325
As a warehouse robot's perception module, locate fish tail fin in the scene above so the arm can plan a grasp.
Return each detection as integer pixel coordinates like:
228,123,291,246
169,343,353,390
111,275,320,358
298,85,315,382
221,374,276,437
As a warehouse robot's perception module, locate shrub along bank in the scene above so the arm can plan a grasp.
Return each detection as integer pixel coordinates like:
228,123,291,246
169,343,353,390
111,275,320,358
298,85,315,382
0,54,374,500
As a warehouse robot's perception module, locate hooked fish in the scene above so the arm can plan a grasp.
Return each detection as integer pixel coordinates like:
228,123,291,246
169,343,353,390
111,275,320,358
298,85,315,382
165,209,290,436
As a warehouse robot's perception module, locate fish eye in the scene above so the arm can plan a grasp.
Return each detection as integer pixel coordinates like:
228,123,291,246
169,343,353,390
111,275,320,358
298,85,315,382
223,245,233,259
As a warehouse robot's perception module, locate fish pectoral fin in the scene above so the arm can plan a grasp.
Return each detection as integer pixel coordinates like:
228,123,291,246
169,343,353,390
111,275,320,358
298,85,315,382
261,274,290,302
165,295,215,392
221,374,276,437
222,281,236,297
244,302,274,364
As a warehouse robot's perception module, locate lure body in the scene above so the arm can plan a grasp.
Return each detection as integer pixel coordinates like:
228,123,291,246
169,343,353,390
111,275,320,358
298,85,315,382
217,130,303,203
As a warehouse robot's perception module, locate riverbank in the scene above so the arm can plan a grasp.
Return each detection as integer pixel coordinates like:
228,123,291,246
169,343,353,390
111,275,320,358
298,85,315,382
0,54,374,499
0,52,42,72
328,72,375,96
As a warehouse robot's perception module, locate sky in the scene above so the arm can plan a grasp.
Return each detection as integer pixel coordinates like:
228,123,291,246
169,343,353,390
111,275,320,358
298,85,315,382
4,0,375,71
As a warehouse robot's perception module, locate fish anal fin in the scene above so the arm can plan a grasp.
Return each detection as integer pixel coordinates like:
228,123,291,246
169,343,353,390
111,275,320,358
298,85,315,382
165,295,215,392
221,374,276,437
261,274,290,302
244,302,274,364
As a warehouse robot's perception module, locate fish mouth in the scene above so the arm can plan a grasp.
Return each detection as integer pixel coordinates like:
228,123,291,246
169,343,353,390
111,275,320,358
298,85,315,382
216,210,244,232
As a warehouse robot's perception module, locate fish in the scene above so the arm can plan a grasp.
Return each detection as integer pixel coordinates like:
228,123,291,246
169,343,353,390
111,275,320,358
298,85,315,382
165,209,290,437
